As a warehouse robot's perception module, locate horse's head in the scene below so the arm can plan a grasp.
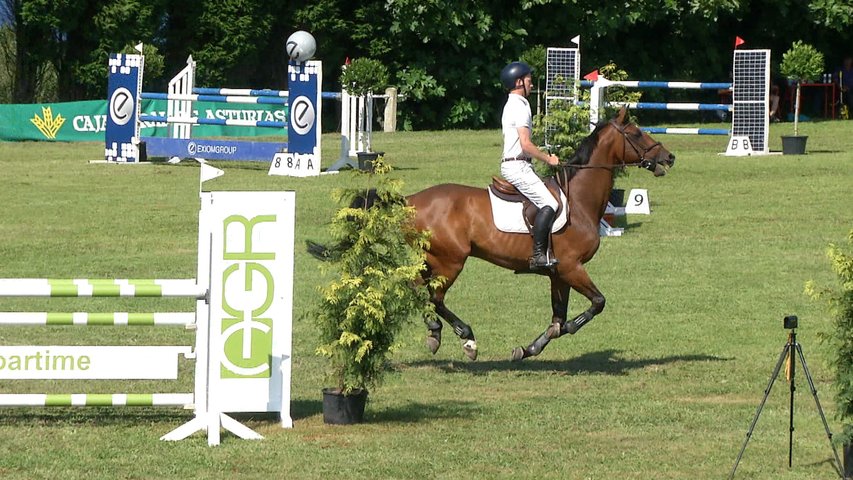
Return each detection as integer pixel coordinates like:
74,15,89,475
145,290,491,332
610,107,675,176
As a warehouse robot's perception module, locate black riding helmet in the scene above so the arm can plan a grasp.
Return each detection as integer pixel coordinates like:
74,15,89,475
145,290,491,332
500,61,532,91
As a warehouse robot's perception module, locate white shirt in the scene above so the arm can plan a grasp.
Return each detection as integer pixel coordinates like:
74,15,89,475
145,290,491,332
501,93,531,159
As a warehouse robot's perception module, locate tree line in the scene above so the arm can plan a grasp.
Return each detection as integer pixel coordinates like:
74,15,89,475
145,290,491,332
2,0,851,130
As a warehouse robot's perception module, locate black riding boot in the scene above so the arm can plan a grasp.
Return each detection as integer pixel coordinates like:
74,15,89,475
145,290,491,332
529,206,559,271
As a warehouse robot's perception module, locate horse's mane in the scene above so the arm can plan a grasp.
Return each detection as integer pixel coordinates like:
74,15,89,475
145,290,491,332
567,119,608,166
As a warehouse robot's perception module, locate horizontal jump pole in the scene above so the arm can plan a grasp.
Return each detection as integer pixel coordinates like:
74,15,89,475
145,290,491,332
139,115,286,129
0,393,194,407
142,92,288,106
0,279,205,298
0,312,194,326
581,80,731,89
641,127,730,135
611,102,732,112
192,87,340,100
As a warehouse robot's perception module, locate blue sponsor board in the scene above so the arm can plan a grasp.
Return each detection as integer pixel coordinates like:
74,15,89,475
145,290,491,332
105,54,143,162
286,61,321,158
143,137,288,161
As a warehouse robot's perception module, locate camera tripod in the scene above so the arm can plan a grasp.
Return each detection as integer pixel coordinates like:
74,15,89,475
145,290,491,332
729,326,844,479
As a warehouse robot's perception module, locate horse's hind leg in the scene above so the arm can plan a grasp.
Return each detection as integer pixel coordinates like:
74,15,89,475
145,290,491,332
511,278,569,361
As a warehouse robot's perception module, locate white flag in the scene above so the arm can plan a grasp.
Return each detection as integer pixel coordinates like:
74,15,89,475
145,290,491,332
134,43,144,53
570,35,580,46
200,162,224,183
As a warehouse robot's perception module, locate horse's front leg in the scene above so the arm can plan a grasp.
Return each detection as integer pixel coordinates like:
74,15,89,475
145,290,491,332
430,299,477,360
558,266,605,336
511,278,569,361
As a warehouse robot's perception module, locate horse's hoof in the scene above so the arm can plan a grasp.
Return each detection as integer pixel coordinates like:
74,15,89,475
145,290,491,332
425,336,441,355
462,339,478,361
511,347,525,362
547,323,562,339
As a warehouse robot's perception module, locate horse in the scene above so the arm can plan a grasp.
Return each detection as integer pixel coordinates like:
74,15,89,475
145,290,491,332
405,107,675,361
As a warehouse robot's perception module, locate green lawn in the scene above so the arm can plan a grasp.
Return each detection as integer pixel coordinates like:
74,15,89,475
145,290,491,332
0,119,851,479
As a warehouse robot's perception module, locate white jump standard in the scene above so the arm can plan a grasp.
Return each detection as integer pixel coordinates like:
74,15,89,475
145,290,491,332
0,191,297,446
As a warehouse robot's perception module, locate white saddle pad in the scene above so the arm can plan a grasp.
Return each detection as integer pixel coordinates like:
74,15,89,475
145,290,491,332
487,188,569,234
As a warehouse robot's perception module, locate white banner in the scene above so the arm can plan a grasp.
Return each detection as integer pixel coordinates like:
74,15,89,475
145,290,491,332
0,346,191,379
203,191,294,415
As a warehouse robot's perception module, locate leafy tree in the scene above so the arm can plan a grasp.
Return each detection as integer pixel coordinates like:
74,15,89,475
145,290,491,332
806,229,853,445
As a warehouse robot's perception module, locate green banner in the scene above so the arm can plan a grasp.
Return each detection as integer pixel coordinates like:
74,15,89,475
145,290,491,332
0,100,287,142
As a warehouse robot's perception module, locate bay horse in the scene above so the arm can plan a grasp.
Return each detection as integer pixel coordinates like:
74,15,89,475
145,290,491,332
407,107,675,361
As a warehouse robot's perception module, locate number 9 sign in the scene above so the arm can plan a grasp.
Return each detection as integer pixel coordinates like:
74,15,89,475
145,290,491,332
624,188,650,215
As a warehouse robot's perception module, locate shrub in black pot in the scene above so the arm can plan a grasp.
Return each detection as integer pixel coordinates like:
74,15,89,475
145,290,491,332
313,157,440,424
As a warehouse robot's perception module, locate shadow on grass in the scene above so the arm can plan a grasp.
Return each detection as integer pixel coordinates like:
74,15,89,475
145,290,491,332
404,349,728,376
369,400,478,424
290,397,476,424
0,408,192,427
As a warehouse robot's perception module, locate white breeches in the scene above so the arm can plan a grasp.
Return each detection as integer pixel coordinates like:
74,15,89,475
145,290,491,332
500,160,558,210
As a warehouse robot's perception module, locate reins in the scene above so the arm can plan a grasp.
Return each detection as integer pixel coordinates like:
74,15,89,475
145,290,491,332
556,121,662,189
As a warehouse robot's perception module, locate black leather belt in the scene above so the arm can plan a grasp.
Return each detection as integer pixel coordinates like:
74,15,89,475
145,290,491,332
501,157,531,163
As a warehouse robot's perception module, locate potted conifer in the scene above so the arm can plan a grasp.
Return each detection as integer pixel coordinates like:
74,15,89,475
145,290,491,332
314,157,440,424
806,229,853,478
779,41,824,154
340,58,389,170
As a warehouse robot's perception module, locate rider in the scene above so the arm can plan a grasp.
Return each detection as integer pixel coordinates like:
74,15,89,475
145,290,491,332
500,61,561,271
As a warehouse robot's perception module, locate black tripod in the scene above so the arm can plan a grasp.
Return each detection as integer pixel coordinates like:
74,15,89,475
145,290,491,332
729,320,843,478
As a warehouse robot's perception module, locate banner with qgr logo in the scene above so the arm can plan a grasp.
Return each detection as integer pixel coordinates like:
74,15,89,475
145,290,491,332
204,191,294,415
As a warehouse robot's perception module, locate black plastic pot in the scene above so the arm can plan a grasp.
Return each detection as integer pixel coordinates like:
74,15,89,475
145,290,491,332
356,151,384,172
781,135,808,155
322,388,368,424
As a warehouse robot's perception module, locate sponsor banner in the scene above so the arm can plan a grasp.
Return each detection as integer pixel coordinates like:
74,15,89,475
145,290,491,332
0,100,288,142
106,53,144,162
203,191,294,413
0,345,191,379
145,137,287,161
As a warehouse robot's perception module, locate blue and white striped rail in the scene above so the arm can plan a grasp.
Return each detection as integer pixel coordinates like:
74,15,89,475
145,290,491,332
642,127,730,135
581,80,731,89
0,312,195,326
142,92,288,105
0,279,205,298
618,102,732,112
191,87,341,100
0,393,194,407
139,114,286,129
193,87,288,98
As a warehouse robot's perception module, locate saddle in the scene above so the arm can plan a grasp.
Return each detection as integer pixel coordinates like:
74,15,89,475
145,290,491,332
488,176,568,231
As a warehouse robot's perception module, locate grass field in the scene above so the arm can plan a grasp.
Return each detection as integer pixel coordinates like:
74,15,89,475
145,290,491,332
0,119,851,479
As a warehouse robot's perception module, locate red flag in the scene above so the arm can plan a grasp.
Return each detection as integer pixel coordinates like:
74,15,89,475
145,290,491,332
734,36,745,48
583,69,599,81
345,57,351,65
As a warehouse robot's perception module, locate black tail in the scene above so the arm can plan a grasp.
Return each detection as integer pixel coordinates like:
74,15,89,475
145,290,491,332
305,189,385,261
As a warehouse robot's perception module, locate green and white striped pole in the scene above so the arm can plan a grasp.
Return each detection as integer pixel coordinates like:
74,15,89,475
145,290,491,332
0,312,195,326
0,279,205,298
0,393,194,407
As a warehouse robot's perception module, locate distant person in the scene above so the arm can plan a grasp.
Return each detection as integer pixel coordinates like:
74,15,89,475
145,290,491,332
835,56,853,119
769,85,781,122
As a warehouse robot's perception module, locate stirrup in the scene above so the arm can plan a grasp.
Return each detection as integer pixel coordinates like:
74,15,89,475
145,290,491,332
529,253,559,270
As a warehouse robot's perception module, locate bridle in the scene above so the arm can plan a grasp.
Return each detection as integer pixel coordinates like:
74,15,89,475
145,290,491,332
610,120,663,172
560,121,663,171
554,121,665,189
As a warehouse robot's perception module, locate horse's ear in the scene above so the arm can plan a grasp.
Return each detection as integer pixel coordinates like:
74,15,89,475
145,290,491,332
615,106,628,124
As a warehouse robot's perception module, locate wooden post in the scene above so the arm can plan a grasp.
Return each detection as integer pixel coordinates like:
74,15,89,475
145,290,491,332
383,87,397,132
